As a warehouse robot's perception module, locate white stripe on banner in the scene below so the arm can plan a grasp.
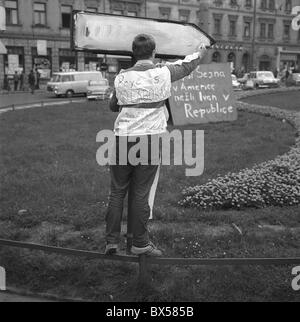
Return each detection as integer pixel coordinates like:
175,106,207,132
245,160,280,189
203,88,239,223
148,164,161,220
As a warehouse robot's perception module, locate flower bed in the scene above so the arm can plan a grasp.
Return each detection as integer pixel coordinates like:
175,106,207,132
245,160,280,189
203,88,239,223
180,88,300,211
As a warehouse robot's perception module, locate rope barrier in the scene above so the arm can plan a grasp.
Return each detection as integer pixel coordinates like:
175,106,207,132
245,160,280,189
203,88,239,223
1,238,299,285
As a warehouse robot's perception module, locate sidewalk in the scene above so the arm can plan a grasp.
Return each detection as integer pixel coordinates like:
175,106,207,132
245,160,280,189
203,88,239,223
0,91,68,109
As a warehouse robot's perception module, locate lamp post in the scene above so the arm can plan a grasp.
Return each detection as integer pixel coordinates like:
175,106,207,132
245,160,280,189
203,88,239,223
250,0,257,71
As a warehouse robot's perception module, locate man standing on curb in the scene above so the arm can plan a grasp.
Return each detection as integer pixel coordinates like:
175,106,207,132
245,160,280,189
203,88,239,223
105,34,207,257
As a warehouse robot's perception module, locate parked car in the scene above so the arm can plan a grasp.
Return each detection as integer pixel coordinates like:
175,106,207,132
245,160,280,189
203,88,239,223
47,71,103,97
87,79,112,100
286,73,300,87
249,71,280,89
231,74,242,91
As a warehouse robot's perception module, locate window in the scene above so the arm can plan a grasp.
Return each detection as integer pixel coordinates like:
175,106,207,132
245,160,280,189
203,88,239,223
261,0,267,10
34,3,46,26
61,5,72,28
159,7,171,20
228,53,236,67
230,0,237,6
283,23,290,40
244,21,251,37
269,0,275,10
214,0,223,7
260,23,266,38
212,52,221,63
268,24,274,39
214,18,221,35
61,75,74,82
5,0,18,25
285,0,292,13
229,20,236,36
179,10,190,23
245,0,252,8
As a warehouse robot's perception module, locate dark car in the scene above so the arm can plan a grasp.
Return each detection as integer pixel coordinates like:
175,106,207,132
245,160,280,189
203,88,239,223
286,73,300,87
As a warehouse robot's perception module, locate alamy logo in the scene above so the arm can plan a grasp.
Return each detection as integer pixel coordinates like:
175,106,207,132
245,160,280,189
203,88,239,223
292,6,300,31
0,266,6,291
96,130,205,177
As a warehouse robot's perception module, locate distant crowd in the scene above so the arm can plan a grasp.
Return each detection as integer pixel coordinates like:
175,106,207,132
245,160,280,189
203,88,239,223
2,69,41,94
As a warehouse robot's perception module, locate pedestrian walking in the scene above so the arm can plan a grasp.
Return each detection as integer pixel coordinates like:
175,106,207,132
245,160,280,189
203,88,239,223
35,69,40,90
3,75,10,92
28,70,36,94
19,71,25,91
14,71,19,91
104,34,207,257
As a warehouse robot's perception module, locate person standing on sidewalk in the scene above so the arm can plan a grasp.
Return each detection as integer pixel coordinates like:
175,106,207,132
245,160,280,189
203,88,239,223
3,75,10,92
14,72,19,91
105,34,207,256
35,69,41,90
19,71,25,91
28,70,36,94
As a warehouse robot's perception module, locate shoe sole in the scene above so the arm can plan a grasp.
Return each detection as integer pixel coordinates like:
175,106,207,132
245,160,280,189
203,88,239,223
131,250,163,257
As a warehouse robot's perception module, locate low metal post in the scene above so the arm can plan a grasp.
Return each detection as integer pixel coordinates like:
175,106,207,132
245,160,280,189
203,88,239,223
138,255,149,285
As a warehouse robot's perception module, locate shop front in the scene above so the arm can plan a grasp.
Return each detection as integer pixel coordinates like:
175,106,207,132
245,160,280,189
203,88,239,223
59,48,77,72
280,51,300,71
4,46,24,77
84,52,102,71
32,47,52,79
259,54,272,71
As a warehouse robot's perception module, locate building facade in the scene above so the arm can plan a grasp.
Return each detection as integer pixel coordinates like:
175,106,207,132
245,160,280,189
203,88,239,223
0,0,299,85
198,0,300,74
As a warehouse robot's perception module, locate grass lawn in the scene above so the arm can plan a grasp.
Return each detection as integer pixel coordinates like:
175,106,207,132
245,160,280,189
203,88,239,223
241,90,300,112
0,100,299,301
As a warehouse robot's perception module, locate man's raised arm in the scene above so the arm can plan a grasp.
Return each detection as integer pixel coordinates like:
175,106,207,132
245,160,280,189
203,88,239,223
166,48,207,83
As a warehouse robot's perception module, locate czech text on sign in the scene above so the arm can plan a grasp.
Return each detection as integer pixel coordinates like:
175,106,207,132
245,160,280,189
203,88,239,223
169,63,237,126
72,12,215,59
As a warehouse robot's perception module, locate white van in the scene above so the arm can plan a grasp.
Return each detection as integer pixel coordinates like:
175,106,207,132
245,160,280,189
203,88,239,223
47,71,103,97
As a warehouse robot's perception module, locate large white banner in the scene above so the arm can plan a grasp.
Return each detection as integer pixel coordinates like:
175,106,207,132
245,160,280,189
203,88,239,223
72,12,215,58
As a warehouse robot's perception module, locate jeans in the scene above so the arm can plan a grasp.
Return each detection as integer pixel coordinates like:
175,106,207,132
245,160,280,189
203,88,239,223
105,136,160,248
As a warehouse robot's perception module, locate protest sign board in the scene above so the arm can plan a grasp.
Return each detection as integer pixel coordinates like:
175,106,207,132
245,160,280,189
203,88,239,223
72,12,215,59
168,63,237,126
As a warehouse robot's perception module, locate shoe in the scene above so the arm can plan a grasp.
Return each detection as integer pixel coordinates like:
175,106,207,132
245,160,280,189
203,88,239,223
105,243,118,255
131,242,163,257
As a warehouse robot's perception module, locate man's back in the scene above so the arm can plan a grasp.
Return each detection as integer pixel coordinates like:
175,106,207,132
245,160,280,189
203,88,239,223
113,60,171,137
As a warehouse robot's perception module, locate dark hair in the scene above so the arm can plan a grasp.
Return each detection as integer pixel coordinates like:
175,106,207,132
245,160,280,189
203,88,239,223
132,34,156,60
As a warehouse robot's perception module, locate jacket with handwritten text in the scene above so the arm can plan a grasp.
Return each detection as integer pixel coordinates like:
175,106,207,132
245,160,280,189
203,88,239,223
110,52,203,136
